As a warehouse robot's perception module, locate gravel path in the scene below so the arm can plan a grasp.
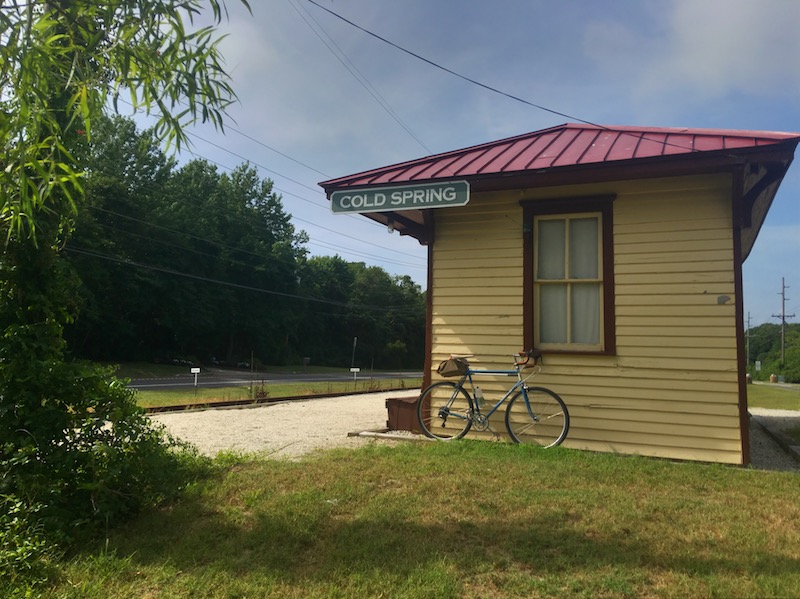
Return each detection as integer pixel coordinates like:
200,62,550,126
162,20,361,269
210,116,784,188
749,408,800,472
151,391,800,471
151,390,419,460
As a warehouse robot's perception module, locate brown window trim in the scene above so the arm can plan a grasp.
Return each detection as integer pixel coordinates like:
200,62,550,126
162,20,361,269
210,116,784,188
521,195,616,356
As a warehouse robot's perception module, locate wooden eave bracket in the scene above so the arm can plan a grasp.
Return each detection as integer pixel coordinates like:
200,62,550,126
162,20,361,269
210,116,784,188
361,210,429,244
396,209,433,246
740,162,788,229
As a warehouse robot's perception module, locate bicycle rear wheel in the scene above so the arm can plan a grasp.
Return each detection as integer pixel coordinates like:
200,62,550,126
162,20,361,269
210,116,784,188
505,386,569,447
416,381,473,440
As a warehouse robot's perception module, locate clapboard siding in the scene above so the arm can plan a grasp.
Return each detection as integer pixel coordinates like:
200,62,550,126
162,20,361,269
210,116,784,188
617,325,732,338
614,217,731,235
617,282,735,296
615,315,732,328
430,173,743,464
615,260,732,275
432,316,524,327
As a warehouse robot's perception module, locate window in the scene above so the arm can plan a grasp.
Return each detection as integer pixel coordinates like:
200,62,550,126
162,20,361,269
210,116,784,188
522,196,615,354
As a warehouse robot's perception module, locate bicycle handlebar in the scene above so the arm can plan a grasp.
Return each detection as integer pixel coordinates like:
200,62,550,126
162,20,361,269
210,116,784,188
514,349,542,367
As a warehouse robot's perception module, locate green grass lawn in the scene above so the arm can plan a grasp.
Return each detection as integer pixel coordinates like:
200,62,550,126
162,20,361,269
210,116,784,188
46,442,800,598
747,383,800,410
136,378,422,409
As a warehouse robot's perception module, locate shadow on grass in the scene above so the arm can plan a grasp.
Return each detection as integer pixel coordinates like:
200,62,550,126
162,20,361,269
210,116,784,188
94,482,799,596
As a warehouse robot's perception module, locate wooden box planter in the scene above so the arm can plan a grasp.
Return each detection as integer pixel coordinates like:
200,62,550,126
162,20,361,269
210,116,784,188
386,396,420,433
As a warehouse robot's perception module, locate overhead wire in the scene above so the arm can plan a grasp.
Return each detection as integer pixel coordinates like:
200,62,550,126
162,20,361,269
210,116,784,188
80,203,426,310
87,200,424,270
116,95,421,241
101,98,427,265
302,0,707,156
286,0,433,155
76,205,426,306
188,131,324,197
225,124,331,178
67,246,423,313
90,220,262,269
303,0,590,125
78,157,427,289
183,134,426,263
89,205,297,266
90,202,424,270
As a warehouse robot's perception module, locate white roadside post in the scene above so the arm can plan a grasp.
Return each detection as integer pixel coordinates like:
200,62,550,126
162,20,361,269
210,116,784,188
191,367,201,395
350,367,360,382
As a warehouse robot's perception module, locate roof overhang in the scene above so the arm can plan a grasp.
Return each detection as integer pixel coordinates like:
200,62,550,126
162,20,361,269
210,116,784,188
320,127,799,255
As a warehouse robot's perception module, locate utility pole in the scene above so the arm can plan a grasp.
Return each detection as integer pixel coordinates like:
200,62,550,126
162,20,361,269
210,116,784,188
772,277,795,364
746,312,750,366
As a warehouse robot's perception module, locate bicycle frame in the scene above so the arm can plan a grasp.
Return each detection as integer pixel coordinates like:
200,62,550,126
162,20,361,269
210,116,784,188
453,362,540,420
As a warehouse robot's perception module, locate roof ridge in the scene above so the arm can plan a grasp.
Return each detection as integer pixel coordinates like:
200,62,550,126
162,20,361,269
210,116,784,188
565,123,800,139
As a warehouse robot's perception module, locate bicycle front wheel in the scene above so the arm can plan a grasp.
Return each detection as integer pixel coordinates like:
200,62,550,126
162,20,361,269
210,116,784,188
416,381,473,440
505,386,569,447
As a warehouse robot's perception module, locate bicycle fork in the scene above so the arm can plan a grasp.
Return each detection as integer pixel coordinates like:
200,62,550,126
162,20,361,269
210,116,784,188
520,386,541,422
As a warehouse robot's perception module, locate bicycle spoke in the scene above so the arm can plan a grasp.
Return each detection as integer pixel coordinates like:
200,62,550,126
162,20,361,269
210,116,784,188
416,381,472,440
505,387,569,447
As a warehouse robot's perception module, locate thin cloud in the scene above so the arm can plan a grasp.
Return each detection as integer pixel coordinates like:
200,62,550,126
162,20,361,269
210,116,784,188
641,0,800,100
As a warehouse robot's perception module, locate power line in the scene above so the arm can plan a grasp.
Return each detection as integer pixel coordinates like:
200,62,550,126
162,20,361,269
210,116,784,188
287,0,432,155
88,111,426,265
304,238,425,269
89,220,301,272
302,0,706,158
286,205,424,264
303,0,592,126
94,206,423,270
90,202,424,271
111,101,426,269
89,205,296,266
188,131,323,197
180,140,426,263
66,246,423,313
110,86,431,272
92,221,254,267
225,124,331,178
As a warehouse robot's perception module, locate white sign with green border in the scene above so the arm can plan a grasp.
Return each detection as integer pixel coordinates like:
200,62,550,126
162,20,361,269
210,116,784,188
330,181,470,214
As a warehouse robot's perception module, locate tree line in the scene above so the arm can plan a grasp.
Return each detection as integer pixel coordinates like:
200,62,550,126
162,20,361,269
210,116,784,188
747,322,800,383
65,116,425,370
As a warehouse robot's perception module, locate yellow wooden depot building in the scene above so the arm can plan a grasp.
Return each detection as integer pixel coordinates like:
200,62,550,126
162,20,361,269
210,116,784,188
321,124,800,465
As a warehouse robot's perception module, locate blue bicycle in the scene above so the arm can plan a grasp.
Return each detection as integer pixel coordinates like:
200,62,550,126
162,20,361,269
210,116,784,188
417,350,570,447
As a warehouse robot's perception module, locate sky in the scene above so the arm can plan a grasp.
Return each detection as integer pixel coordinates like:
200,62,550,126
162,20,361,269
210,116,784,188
145,0,800,327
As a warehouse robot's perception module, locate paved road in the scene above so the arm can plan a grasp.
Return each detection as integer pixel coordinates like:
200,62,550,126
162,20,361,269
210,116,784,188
129,368,422,391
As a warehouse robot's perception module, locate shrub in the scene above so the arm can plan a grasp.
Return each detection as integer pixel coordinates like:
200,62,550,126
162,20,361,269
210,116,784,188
2,361,211,544
0,494,53,594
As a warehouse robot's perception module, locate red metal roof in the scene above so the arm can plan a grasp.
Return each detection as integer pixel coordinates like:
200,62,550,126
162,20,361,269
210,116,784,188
321,123,800,190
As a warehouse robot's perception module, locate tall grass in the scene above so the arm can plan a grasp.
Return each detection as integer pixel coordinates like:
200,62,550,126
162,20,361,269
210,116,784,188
45,442,800,598
747,383,800,410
